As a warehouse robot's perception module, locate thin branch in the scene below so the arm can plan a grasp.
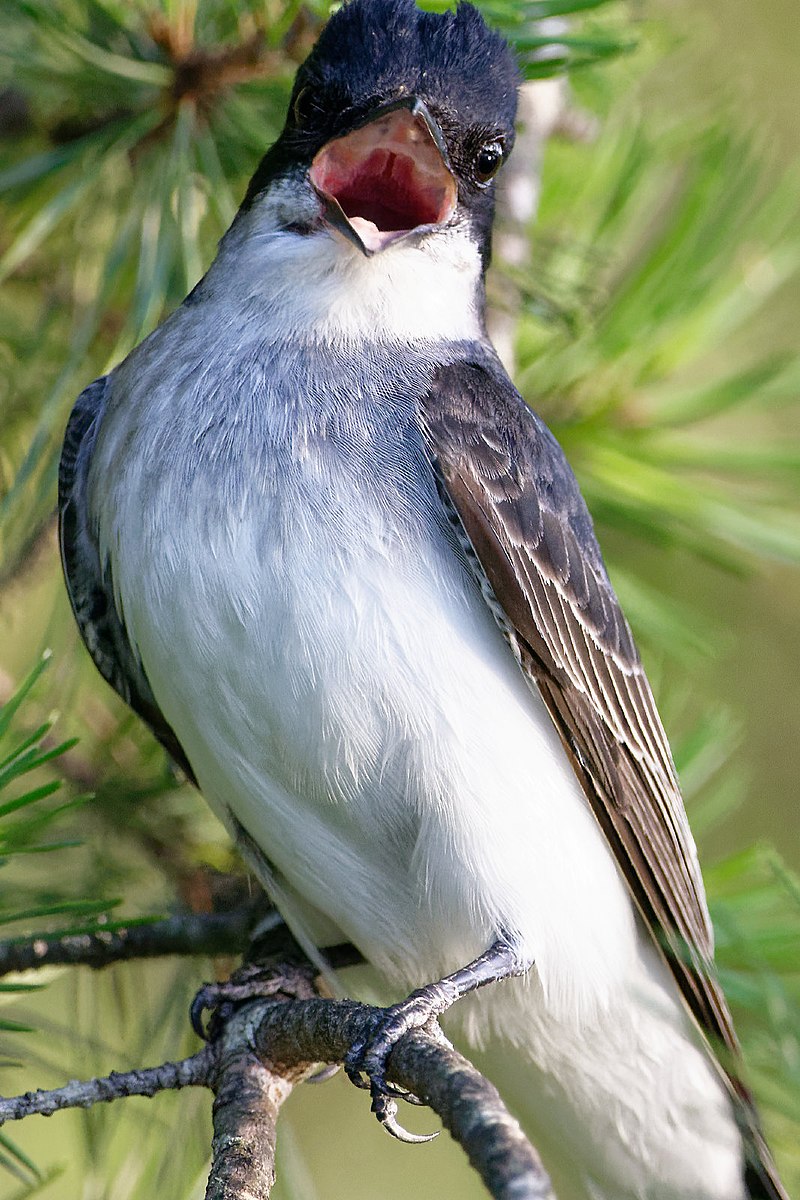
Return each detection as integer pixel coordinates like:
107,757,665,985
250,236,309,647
205,1001,309,1200
0,908,257,977
0,1047,214,1123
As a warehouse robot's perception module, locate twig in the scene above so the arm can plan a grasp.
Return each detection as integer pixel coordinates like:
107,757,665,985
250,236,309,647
0,908,256,977
0,1047,214,1123
204,987,316,1200
250,996,552,1200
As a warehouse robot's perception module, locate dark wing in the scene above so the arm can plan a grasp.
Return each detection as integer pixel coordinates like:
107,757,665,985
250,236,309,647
58,376,196,783
422,361,733,1030
421,361,788,1199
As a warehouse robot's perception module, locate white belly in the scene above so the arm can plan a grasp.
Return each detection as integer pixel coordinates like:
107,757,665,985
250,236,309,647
124,467,636,1013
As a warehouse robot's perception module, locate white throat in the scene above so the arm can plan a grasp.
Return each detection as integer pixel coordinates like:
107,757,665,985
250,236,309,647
205,186,485,347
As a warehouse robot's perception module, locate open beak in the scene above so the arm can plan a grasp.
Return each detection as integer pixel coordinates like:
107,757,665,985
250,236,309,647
309,97,457,256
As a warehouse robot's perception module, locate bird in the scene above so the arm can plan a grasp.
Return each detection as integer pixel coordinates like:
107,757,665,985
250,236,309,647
58,1,787,1197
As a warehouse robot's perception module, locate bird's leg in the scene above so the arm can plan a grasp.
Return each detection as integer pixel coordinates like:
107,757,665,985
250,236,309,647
191,939,362,1041
191,957,319,1042
345,935,533,1142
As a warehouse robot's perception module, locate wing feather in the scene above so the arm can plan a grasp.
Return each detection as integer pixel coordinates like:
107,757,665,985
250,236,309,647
420,359,735,1045
59,377,196,782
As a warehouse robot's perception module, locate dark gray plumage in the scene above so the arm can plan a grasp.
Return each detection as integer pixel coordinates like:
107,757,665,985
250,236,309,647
59,375,195,782
420,361,782,1199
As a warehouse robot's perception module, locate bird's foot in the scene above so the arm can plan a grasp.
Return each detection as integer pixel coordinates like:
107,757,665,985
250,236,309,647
345,981,457,1142
345,937,532,1143
191,959,316,1042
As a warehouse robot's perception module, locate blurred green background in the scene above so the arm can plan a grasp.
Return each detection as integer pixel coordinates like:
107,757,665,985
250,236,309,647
0,0,798,1197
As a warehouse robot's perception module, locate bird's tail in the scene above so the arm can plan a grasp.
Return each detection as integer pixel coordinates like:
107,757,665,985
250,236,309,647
746,1160,790,1200
740,1109,790,1200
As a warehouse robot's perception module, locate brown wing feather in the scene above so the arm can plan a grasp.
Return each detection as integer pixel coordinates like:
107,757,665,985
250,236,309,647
421,362,792,1197
421,359,738,1050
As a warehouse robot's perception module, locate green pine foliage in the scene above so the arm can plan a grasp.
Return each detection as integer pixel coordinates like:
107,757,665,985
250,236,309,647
0,655,100,1194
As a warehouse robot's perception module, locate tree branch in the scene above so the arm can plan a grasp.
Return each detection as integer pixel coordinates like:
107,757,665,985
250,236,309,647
0,907,258,978
205,998,309,1200
248,994,551,1200
0,1047,214,1123
0,956,552,1200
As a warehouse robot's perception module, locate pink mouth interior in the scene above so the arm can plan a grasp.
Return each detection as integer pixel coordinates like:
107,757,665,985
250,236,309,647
310,108,456,252
325,146,444,229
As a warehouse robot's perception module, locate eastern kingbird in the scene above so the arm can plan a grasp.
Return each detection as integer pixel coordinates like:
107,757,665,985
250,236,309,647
58,2,786,1197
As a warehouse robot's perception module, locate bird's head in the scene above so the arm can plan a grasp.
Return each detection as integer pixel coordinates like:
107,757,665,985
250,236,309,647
240,0,519,265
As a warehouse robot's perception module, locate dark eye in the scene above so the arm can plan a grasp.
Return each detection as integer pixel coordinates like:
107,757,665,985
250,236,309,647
474,140,504,184
292,86,316,127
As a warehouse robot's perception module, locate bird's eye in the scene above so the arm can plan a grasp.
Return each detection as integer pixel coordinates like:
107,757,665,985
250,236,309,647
292,86,315,127
474,140,505,184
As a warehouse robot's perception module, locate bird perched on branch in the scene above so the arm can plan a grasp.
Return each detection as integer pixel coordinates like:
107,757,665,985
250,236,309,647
59,1,787,1196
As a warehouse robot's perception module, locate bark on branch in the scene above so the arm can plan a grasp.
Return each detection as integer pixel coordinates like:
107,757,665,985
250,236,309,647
248,994,552,1200
0,957,552,1200
0,1049,214,1122
0,907,259,978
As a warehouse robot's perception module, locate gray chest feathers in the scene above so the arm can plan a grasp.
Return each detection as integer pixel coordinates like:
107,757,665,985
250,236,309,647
104,339,456,565
96,338,491,793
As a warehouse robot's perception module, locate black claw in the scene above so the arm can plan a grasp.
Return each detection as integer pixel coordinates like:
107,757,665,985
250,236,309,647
341,998,441,1140
377,1079,415,1100
378,1080,425,1104
189,960,317,1043
344,1042,371,1090
191,983,223,1041
359,1051,416,1101
190,990,208,1040
354,940,533,1141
